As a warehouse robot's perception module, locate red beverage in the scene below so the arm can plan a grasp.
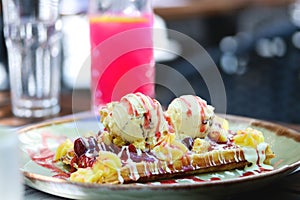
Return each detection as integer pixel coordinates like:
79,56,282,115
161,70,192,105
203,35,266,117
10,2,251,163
89,14,155,110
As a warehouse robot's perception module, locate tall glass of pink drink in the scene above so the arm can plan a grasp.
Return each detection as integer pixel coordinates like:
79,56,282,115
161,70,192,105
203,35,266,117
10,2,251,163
88,0,155,111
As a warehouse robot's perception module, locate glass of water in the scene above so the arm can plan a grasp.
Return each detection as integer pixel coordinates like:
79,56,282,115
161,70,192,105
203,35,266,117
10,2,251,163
2,0,62,118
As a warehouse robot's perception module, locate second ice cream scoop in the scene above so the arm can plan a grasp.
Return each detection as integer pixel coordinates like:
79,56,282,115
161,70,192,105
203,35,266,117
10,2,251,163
166,95,215,139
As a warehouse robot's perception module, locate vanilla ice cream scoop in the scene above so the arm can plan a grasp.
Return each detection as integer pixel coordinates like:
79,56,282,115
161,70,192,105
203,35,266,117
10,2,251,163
100,92,167,143
166,95,215,139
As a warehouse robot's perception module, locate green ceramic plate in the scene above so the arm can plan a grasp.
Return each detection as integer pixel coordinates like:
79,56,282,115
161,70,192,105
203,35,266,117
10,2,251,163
19,112,300,200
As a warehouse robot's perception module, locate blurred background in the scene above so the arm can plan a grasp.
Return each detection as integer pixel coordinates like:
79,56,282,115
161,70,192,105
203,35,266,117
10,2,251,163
0,0,299,124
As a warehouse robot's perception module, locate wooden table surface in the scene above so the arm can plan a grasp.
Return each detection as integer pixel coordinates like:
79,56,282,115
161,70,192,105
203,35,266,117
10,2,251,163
1,89,299,199
153,0,295,20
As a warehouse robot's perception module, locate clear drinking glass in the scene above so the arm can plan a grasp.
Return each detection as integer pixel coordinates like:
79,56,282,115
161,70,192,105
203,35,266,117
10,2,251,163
88,0,155,112
2,0,62,118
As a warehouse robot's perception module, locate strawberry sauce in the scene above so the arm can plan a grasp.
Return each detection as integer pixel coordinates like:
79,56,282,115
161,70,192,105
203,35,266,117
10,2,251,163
27,132,71,179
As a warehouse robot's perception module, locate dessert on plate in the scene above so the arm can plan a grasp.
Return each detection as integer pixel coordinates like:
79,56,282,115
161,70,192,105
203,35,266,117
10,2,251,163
54,92,275,184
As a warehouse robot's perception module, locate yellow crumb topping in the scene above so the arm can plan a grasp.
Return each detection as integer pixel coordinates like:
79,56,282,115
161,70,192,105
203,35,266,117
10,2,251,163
70,151,122,184
112,135,126,147
192,138,210,154
132,139,146,151
152,133,188,163
99,131,112,145
54,139,73,161
208,115,229,143
233,127,264,148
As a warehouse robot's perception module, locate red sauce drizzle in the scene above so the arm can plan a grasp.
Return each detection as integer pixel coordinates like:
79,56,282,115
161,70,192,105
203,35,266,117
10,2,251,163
28,132,71,178
259,167,272,172
136,93,152,129
186,109,192,117
189,176,205,182
179,97,192,118
143,111,151,129
210,177,221,181
159,179,177,184
195,96,207,133
256,149,260,165
122,99,134,115
241,171,255,177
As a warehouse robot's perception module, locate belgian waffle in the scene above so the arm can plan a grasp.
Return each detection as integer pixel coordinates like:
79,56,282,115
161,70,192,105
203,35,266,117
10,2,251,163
54,122,275,184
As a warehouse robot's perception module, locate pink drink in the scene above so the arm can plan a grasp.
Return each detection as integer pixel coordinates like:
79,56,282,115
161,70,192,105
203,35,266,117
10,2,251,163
89,14,154,110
